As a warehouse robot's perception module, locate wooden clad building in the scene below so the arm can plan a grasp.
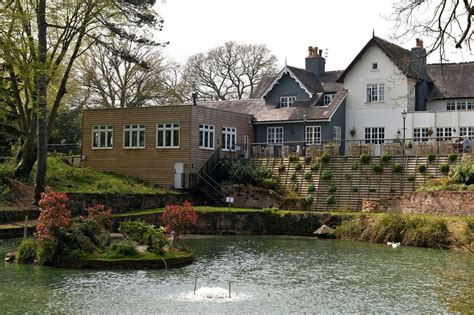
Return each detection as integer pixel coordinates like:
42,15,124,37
82,105,254,189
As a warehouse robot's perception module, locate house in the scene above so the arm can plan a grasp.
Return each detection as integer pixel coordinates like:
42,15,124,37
338,36,474,154
81,105,253,189
200,46,347,156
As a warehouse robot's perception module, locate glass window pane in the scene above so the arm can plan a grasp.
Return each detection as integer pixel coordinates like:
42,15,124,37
173,130,179,147
165,130,172,146
158,130,164,147
139,130,145,147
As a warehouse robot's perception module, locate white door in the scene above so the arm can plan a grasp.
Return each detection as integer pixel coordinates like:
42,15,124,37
173,162,184,189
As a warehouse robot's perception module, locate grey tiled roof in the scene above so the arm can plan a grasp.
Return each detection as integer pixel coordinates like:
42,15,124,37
427,62,474,99
251,75,275,98
286,66,323,94
198,90,347,123
319,70,344,92
338,36,427,82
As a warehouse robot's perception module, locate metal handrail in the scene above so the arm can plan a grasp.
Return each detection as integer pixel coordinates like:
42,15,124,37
198,173,226,199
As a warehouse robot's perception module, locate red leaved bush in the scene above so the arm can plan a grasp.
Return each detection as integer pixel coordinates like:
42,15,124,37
36,188,71,239
84,204,113,229
161,201,197,235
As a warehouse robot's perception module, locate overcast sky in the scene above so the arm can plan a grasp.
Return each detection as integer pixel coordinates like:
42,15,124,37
156,0,472,71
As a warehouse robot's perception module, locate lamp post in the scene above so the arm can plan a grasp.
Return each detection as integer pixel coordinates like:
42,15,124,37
303,114,307,156
401,109,407,155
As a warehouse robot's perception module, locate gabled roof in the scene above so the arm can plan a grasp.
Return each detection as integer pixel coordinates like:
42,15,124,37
198,90,347,123
255,65,323,99
319,70,344,92
251,75,275,99
338,36,426,83
427,62,474,100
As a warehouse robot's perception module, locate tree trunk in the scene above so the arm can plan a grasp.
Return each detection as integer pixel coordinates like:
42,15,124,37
13,136,37,179
33,0,48,204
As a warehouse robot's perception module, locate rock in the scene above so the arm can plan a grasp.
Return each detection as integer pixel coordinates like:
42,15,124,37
5,251,16,263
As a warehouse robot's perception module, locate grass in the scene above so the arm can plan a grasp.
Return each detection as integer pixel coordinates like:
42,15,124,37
94,249,192,261
44,156,165,194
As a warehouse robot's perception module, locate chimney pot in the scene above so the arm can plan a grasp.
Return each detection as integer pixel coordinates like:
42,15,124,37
415,38,424,48
308,46,313,56
318,49,323,56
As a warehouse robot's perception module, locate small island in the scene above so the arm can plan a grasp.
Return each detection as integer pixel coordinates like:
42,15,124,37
8,189,196,269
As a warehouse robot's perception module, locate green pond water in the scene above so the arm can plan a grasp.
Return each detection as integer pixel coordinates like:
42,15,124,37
0,236,472,314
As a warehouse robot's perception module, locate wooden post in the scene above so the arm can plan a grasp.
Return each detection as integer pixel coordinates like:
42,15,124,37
193,278,197,295
23,215,28,239
228,281,231,298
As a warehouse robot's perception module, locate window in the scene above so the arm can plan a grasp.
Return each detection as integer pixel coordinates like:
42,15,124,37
305,126,321,145
372,63,378,70
222,127,237,151
334,126,342,143
267,127,283,144
280,96,296,108
460,127,474,138
156,123,180,148
413,128,429,142
446,99,474,111
199,124,215,149
365,127,385,144
436,127,452,141
92,125,113,149
323,94,335,106
123,124,145,149
366,83,385,103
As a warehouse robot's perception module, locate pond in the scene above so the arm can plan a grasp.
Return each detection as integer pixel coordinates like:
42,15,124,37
0,236,472,313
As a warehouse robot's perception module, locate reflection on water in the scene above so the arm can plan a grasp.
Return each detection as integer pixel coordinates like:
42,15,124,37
0,236,472,314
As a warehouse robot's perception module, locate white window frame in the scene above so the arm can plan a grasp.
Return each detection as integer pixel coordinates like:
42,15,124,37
222,126,237,151
280,96,297,108
460,126,474,138
365,127,385,144
267,127,284,144
436,127,452,141
333,126,342,143
323,94,335,106
123,124,146,149
366,83,385,103
156,123,180,149
413,128,429,142
92,125,113,149
372,63,378,71
446,99,474,111
199,124,215,150
305,126,321,145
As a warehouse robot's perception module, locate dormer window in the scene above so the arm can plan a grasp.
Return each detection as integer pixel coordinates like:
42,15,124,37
372,63,378,70
323,94,335,106
280,96,296,108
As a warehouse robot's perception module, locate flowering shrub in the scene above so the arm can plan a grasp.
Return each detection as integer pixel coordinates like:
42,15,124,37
84,204,113,229
36,188,71,239
161,201,197,236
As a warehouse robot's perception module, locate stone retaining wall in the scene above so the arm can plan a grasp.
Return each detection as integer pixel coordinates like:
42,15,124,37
362,191,474,216
67,192,189,215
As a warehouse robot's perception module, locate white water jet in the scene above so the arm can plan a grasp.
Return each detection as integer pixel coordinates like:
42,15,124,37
177,286,250,303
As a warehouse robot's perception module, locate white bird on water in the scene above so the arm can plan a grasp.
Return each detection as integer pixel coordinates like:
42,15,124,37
387,241,401,248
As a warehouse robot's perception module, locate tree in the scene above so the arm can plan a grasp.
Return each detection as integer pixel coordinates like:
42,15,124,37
76,39,165,108
182,41,277,100
0,0,165,202
392,0,474,60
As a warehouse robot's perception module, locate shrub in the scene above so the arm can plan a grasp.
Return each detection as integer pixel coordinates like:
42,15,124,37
17,239,37,263
0,185,14,203
321,170,332,180
417,164,427,173
333,218,365,240
119,221,168,253
304,172,312,181
289,155,299,163
278,165,286,173
427,153,436,163
448,153,458,162
449,160,474,185
35,236,58,265
307,184,316,193
407,175,416,182
372,164,383,174
294,162,302,171
328,184,337,193
218,159,272,187
327,195,336,205
368,188,377,193
321,152,331,163
310,162,320,171
304,156,312,165
262,178,279,190
84,204,112,229
305,195,314,206
292,183,300,192
352,162,359,170
345,174,352,180
380,153,391,163
392,163,403,173
360,153,371,164
162,201,197,236
351,186,359,192
36,188,71,239
439,164,450,174
110,240,138,257
290,173,297,181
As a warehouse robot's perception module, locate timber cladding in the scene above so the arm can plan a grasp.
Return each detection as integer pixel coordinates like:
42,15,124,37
82,105,253,188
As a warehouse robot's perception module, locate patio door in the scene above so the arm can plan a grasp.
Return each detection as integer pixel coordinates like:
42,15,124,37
173,162,184,189
365,127,385,156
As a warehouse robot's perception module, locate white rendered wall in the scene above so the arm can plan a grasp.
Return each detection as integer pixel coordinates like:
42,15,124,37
344,45,415,141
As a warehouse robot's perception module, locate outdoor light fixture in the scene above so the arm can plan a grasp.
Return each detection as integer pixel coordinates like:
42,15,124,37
303,114,307,155
401,109,407,155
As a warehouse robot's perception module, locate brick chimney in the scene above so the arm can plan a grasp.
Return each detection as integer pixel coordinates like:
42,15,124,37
411,38,427,72
305,45,325,78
